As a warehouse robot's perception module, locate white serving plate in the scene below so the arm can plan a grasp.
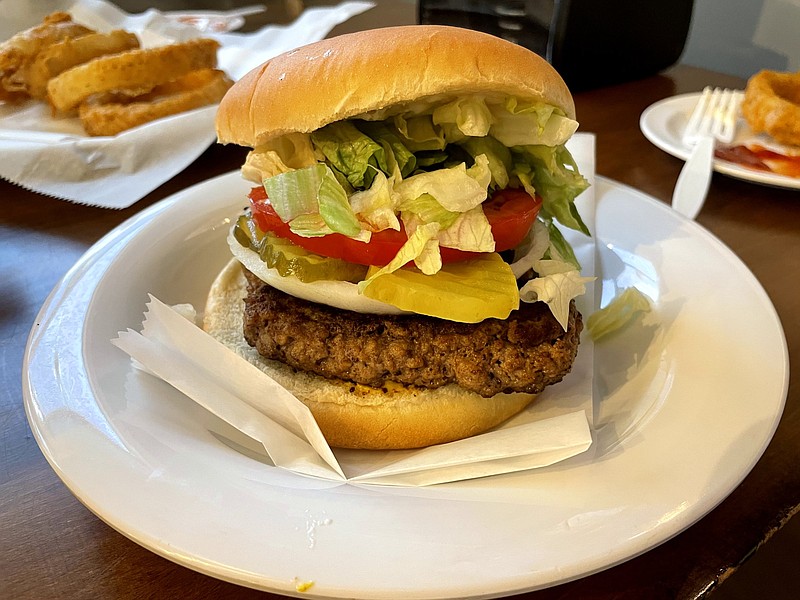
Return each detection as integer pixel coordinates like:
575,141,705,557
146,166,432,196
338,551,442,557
24,171,788,598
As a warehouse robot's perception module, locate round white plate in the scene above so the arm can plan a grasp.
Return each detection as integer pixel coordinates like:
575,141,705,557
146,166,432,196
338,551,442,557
24,172,789,598
640,91,800,190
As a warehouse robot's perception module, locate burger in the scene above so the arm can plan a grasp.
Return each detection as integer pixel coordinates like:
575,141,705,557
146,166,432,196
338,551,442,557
206,25,591,450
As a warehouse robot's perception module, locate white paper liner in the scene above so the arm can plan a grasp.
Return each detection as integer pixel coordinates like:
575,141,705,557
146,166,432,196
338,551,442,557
0,0,375,207
111,134,597,487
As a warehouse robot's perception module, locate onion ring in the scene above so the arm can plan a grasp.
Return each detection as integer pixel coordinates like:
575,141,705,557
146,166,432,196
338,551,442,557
26,30,140,99
0,12,92,102
46,37,220,113
741,69,800,147
78,68,233,136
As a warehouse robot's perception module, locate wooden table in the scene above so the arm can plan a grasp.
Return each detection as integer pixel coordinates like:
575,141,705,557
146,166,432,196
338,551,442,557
2,13,798,600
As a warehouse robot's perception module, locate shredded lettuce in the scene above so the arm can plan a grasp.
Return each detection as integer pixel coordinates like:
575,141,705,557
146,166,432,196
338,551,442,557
317,165,362,237
432,97,493,137
286,213,332,237
587,287,653,341
436,206,495,253
458,136,512,188
242,133,319,181
513,145,590,236
358,222,443,289
489,99,578,147
356,120,417,178
519,270,594,330
349,170,401,232
393,113,446,151
545,220,582,270
311,121,386,189
263,164,362,238
242,149,292,180
393,154,491,213
399,193,460,231
510,219,550,278
511,216,591,329
262,165,322,222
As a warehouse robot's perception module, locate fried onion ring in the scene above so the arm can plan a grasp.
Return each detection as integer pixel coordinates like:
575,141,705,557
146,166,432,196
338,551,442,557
26,30,140,99
78,68,233,136
46,37,220,113
0,12,92,102
742,69,800,147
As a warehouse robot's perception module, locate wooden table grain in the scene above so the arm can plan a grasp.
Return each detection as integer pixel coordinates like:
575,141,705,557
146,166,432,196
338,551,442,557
2,17,798,600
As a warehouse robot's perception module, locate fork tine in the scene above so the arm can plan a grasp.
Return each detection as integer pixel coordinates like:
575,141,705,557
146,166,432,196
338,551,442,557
698,87,722,138
683,86,713,144
716,90,740,144
683,87,740,147
710,89,731,139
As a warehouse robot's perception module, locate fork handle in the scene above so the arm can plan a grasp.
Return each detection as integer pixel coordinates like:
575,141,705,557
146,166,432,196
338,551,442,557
672,136,714,220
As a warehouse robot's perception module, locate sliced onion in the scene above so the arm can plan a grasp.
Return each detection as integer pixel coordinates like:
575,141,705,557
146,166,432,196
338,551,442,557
227,230,407,315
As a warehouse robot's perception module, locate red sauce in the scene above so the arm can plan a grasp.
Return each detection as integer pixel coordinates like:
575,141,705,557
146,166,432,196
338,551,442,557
715,144,800,178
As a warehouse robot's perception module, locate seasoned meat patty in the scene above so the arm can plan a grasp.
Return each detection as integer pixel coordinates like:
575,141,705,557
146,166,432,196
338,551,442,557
242,268,582,398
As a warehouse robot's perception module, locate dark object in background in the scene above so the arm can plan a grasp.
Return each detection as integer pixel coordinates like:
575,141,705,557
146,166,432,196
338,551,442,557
419,0,694,91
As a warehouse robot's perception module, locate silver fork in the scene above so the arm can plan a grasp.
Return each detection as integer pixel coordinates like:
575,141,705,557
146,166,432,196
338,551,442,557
671,87,740,220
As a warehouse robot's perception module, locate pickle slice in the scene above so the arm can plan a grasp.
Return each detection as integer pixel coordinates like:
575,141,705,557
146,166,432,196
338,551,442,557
233,213,264,249
260,234,369,283
233,216,368,283
360,252,520,322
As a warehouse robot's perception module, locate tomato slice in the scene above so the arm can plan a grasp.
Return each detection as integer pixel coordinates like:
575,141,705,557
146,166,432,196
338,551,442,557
247,185,542,266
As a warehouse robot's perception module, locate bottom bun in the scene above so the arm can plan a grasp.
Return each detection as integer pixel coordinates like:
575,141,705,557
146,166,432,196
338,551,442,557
203,259,538,450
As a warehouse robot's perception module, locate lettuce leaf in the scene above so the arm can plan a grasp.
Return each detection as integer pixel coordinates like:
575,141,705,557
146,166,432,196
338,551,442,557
513,145,590,235
519,270,595,330
356,120,417,178
545,220,582,270
393,114,446,151
286,213,333,238
349,169,401,232
263,165,322,222
242,133,319,181
510,219,550,279
263,164,362,238
587,287,653,341
489,98,578,147
394,154,491,213
432,97,493,137
359,222,443,288
399,193,460,230
311,121,385,189
437,205,495,252
253,94,591,295
458,136,512,188
317,165,362,237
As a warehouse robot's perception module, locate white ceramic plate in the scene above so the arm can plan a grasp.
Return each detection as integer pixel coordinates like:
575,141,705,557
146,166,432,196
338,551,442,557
640,91,800,190
24,172,789,598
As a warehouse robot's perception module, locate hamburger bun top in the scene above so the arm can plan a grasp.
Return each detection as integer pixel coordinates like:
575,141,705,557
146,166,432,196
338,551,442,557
216,25,574,147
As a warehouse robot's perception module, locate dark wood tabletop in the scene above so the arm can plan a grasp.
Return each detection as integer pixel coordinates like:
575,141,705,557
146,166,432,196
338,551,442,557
2,6,799,600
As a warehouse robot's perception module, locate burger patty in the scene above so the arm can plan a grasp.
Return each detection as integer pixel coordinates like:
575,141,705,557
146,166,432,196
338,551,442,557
242,268,583,398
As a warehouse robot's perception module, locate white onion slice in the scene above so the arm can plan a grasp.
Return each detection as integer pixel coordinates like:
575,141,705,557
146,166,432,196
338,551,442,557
227,231,407,315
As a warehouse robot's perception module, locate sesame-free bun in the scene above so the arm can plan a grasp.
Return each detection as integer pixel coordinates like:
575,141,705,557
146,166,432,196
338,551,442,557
215,25,574,147
203,259,537,450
